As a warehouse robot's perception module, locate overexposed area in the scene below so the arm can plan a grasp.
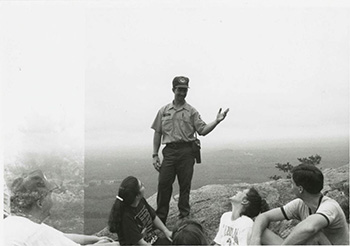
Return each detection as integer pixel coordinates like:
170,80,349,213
1,0,349,235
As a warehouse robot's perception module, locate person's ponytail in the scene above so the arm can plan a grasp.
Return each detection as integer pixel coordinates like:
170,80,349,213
107,176,140,236
108,197,124,234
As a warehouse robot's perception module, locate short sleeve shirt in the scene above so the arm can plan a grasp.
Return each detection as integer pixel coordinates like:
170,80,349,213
151,101,206,144
281,196,349,245
4,216,80,246
214,213,253,246
119,198,157,245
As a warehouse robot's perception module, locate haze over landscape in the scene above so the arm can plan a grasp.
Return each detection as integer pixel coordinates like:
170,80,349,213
1,1,349,156
1,0,349,236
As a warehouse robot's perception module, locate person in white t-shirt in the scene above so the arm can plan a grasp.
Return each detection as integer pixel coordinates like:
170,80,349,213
249,164,349,245
213,187,269,246
4,170,118,246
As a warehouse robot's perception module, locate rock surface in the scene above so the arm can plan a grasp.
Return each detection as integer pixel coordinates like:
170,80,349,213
96,164,349,242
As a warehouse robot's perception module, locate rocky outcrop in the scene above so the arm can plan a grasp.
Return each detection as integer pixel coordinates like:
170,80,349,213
96,164,349,242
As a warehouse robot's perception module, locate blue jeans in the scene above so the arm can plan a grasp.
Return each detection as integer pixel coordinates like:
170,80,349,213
156,144,195,224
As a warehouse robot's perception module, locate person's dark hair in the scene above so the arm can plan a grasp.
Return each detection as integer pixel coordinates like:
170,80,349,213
291,164,323,194
241,187,269,218
108,176,140,235
172,219,208,245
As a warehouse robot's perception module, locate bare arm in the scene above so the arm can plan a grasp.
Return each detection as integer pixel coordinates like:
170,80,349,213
249,208,285,245
282,214,329,245
134,217,172,246
199,108,229,136
153,216,172,242
136,238,151,246
86,243,120,246
152,131,162,171
64,234,113,245
153,131,162,155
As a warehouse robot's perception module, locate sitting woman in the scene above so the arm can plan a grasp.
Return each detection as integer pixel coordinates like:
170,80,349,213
108,176,172,245
172,219,209,245
213,187,269,246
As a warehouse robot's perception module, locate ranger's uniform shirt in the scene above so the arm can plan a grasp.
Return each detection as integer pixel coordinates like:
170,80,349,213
151,101,206,144
281,196,349,245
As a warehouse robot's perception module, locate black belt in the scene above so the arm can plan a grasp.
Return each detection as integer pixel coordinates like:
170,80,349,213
166,141,193,149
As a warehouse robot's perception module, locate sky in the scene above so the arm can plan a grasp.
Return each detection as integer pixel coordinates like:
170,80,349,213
1,0,349,160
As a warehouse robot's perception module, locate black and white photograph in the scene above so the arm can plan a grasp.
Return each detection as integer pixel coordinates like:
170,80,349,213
1,0,349,245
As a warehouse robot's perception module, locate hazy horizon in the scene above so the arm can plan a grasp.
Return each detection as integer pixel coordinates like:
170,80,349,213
3,135,348,163
83,138,349,234
1,0,349,238
1,1,349,164
85,136,349,154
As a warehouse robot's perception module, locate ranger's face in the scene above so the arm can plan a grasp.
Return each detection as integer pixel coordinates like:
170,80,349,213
173,87,188,101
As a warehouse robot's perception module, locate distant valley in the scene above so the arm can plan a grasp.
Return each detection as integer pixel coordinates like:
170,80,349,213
84,140,349,234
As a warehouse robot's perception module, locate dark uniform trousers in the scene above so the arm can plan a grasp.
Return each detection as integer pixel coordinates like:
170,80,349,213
156,143,195,224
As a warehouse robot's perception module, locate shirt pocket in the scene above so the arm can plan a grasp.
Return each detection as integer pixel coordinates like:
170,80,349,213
180,115,194,136
161,116,173,132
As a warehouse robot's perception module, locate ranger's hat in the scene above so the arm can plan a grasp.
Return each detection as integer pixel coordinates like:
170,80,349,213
172,76,190,89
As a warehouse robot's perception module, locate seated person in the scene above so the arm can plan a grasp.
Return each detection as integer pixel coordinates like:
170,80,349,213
249,164,349,245
4,170,117,246
108,176,172,245
213,187,269,246
172,219,209,245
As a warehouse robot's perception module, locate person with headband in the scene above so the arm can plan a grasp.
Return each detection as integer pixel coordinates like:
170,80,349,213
108,176,172,245
151,76,229,224
213,187,269,246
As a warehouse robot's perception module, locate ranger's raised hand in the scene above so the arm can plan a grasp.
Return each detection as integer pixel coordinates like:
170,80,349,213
216,108,229,123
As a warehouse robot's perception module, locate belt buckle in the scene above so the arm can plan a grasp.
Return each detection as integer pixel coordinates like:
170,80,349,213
168,142,182,148
169,141,190,148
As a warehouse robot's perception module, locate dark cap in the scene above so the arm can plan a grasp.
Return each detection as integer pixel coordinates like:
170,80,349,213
11,170,57,195
172,76,190,89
